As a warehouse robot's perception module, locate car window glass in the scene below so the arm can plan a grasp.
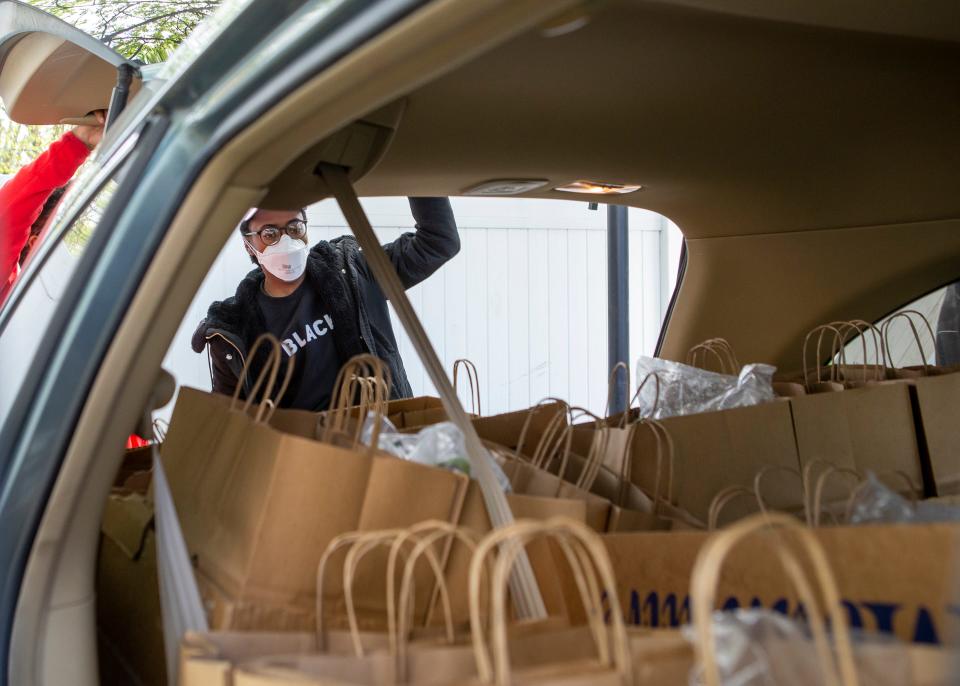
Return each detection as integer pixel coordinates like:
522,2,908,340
0,162,128,418
839,281,960,369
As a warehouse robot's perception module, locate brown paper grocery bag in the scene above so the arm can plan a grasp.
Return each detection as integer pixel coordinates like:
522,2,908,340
801,321,888,390
220,627,614,686
180,523,479,686
349,457,470,628
789,382,925,505
392,407,456,432
163,334,290,543
318,525,478,654
443,483,587,624
195,418,375,605
689,512,960,686
500,459,611,532
910,372,960,496
161,387,257,547
605,421,676,533
628,402,803,526
179,631,319,686
164,350,472,632
183,519,692,686
194,429,469,632
602,522,960,645
559,418,669,533
472,400,567,459
322,355,472,628
348,518,635,686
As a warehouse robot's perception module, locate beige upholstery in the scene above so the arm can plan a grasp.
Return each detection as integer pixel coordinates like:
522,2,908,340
0,33,139,124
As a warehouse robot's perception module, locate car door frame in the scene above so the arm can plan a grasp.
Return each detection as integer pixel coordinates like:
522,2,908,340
0,1,429,683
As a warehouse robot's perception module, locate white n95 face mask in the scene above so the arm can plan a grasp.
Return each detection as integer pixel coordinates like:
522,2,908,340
248,234,309,282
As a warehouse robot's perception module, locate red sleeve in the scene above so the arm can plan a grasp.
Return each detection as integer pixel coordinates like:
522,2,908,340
0,131,90,284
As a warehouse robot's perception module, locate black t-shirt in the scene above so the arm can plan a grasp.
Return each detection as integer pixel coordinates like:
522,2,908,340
257,282,340,411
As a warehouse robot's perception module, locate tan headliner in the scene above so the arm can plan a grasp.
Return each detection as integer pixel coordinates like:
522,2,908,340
349,0,960,239
252,0,960,369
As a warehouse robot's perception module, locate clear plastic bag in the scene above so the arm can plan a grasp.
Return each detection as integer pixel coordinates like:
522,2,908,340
848,472,960,524
684,609,910,686
635,356,776,419
361,416,511,491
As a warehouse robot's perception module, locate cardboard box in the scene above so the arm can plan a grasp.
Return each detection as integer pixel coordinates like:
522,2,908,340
601,523,960,645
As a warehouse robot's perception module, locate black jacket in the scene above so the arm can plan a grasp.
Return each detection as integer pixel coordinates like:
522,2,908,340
191,197,459,407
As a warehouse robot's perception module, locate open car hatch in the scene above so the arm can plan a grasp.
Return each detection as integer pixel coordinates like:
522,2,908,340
0,0,140,125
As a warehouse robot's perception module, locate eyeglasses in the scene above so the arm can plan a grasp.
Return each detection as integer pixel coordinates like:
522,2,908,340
243,219,308,246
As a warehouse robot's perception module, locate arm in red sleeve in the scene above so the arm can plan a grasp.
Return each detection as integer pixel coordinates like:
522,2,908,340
0,131,90,284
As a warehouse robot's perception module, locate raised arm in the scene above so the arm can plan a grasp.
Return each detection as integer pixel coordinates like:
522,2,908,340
0,131,91,283
382,197,460,289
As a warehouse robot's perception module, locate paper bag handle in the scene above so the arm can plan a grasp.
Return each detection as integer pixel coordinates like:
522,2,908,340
846,319,887,379
882,310,936,375
472,519,633,686
386,522,467,646
566,407,605,491
617,419,673,514
230,333,281,413
687,338,741,375
810,466,862,527
687,343,727,374
528,410,570,471
604,361,630,419
622,371,661,427
691,512,860,686
342,529,453,658
394,524,481,676
710,462,807,530
315,531,382,651
322,354,392,451
314,527,453,657
706,485,759,530
828,320,885,384
754,464,801,509
802,324,849,389
469,520,607,683
256,354,297,423
575,424,609,493
453,358,482,416
831,321,868,384
516,397,569,458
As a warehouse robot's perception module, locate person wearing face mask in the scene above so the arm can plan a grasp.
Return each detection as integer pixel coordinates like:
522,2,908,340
191,198,459,410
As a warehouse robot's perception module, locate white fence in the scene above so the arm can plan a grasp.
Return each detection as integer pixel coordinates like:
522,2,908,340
162,196,682,418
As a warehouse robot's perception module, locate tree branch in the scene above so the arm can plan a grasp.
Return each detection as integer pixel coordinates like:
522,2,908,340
100,6,205,43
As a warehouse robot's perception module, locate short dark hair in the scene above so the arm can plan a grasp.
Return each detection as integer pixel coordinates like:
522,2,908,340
239,208,308,265
19,186,66,265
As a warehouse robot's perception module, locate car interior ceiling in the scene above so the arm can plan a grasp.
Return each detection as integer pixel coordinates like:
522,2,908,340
14,0,960,684
252,0,960,371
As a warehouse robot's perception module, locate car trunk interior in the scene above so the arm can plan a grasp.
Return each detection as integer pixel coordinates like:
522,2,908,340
10,0,960,684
